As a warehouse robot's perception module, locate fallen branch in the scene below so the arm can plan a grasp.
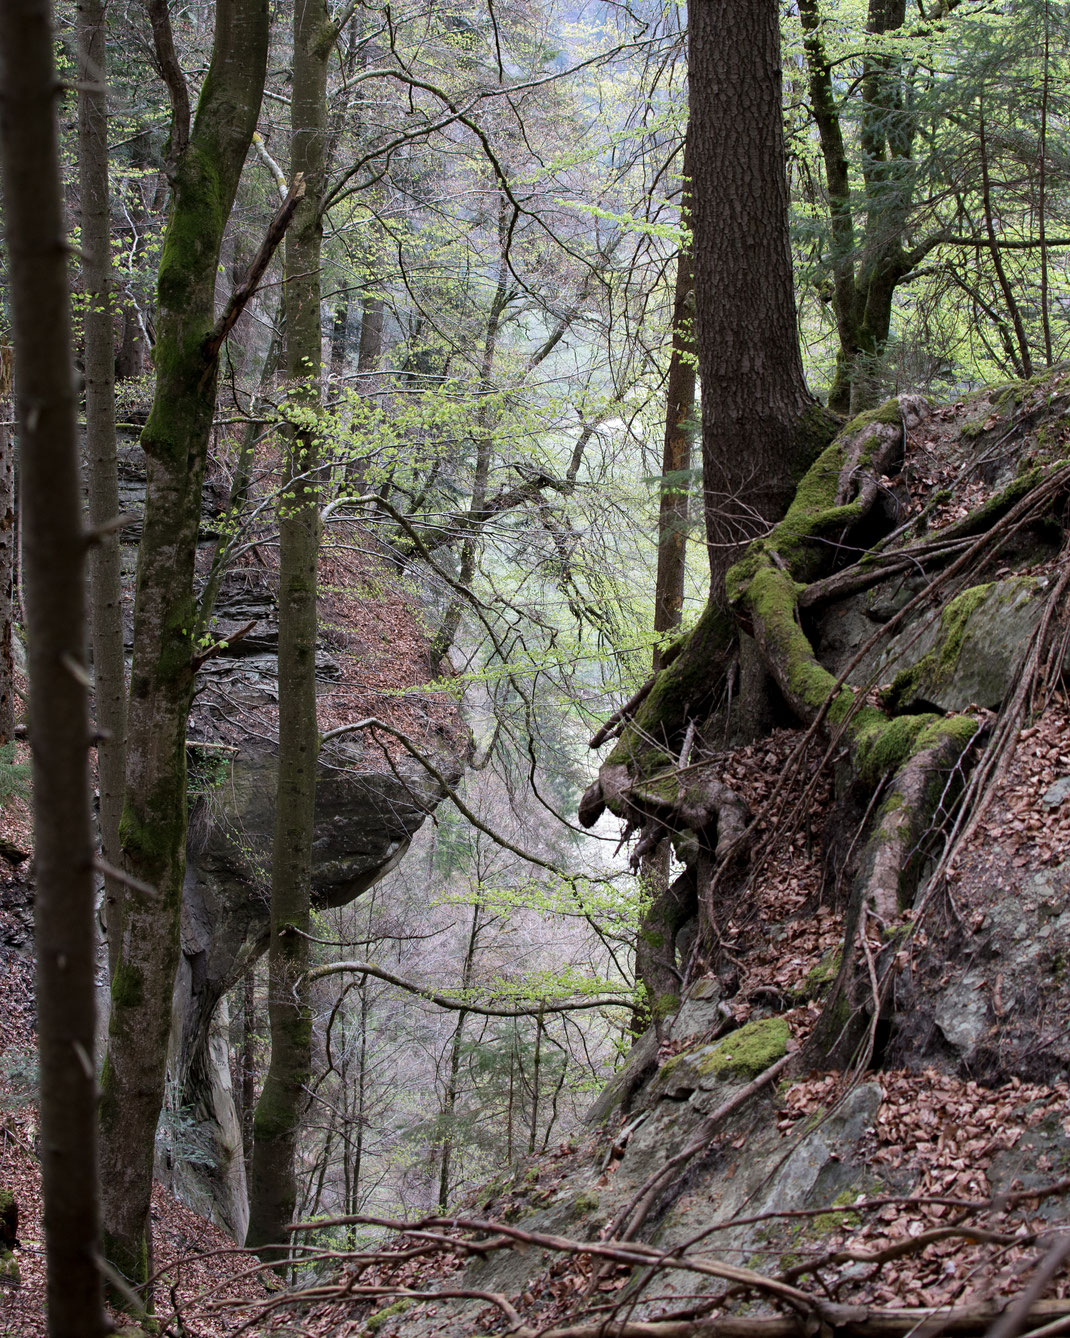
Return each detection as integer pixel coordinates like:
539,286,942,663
202,173,305,369
509,1301,1070,1338
304,957,630,1018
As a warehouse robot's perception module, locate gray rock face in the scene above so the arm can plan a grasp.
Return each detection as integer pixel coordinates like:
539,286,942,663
899,857,1070,1081
385,1045,884,1338
854,575,1051,712
112,437,468,1238
167,734,460,1239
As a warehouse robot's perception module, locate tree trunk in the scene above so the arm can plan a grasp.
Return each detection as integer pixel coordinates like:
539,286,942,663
580,0,836,1008
0,406,15,747
0,0,106,1328
246,0,328,1265
79,0,126,977
438,905,480,1212
429,196,510,669
800,0,917,414
638,130,698,1030
357,291,384,373
98,0,269,1287
690,0,828,607
330,293,349,379
652,132,696,669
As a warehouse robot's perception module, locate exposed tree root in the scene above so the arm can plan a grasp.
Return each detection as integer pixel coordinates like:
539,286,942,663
583,386,1070,1063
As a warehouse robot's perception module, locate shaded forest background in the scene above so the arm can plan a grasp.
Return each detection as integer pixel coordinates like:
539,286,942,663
2,0,1070,1334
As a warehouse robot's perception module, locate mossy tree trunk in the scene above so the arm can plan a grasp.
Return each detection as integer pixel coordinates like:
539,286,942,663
0,1,106,1328
246,0,328,1265
79,0,126,976
98,0,269,1289
0,407,15,747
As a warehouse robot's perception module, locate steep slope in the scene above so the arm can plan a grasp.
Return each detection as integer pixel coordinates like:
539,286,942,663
0,507,468,1328
246,372,1070,1338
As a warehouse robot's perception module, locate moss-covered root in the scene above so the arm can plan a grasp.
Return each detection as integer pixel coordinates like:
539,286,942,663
635,865,694,1034
859,716,981,923
579,600,735,829
804,716,981,1070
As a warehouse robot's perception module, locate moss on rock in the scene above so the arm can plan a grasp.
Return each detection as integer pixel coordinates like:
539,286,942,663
796,949,842,1002
366,1299,411,1332
882,584,993,712
696,1016,789,1081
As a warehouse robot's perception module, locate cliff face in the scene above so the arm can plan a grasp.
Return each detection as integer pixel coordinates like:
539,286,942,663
111,439,470,1239
343,374,1070,1338
168,733,463,1241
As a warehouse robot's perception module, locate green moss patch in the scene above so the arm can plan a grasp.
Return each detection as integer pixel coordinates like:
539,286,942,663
882,584,992,712
366,1299,411,1332
697,1017,789,1081
795,949,842,1002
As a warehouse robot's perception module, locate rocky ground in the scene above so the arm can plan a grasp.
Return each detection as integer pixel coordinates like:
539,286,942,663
4,376,1070,1336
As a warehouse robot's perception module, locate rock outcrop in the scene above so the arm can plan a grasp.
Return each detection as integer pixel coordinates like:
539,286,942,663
358,372,1070,1338
112,436,468,1239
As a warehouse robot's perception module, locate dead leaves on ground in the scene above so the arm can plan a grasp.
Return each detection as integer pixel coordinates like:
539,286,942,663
776,1069,1070,1310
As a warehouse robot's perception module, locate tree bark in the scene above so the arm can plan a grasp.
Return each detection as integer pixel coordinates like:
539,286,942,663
580,0,835,1009
689,0,828,606
652,131,696,669
0,403,15,747
357,291,384,373
246,0,328,1264
799,0,917,414
638,130,698,1029
438,905,479,1212
0,0,106,1329
429,192,510,670
98,0,269,1288
79,0,126,978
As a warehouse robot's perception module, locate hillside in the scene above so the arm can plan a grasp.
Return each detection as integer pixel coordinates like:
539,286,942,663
4,373,1070,1337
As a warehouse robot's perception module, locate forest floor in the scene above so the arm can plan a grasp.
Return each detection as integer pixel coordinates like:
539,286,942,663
4,388,1070,1334
3,688,1070,1334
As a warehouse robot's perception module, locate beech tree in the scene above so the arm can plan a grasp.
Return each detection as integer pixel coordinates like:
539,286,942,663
79,0,125,977
246,0,329,1261
793,0,1070,410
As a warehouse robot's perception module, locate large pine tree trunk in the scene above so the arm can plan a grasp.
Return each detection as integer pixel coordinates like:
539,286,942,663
690,0,828,606
246,0,328,1263
580,0,836,1009
98,0,269,1288
0,1,106,1329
